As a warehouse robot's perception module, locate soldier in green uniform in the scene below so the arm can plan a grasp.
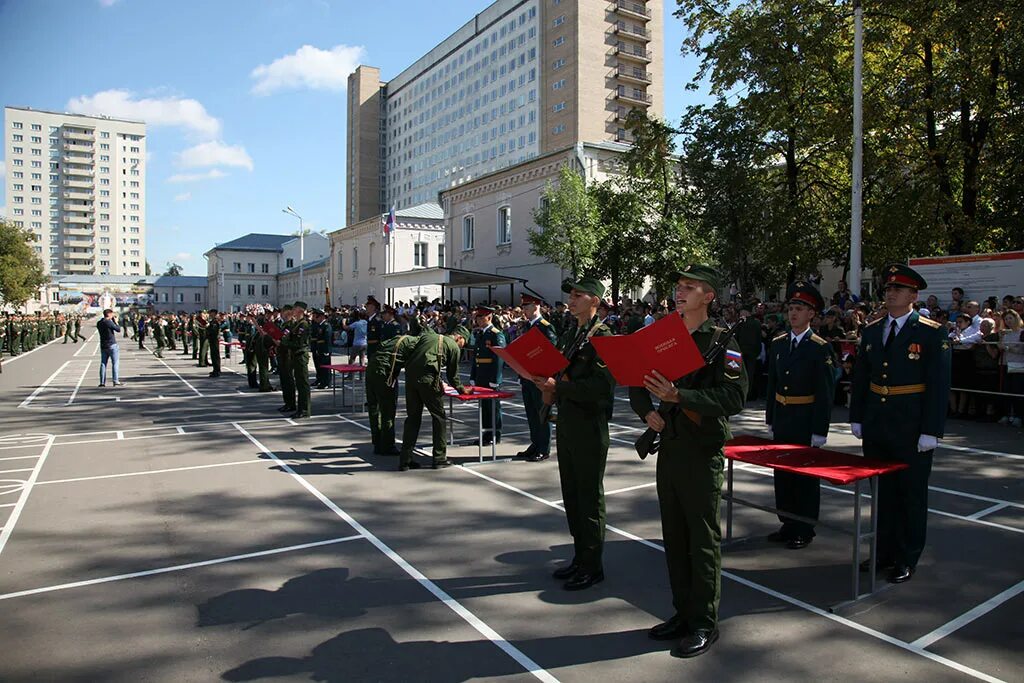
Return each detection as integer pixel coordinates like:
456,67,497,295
311,309,333,389
367,331,420,455
629,264,746,658
254,317,276,392
365,296,385,359
517,294,557,462
206,310,222,377
197,312,211,367
765,281,836,549
850,264,951,584
287,301,312,418
238,313,258,388
534,277,615,591
152,315,166,357
470,306,506,446
276,305,296,413
73,315,85,342
398,325,471,471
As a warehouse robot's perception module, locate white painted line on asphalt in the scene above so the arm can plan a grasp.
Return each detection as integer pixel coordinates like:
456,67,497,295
928,485,1024,510
0,468,35,475
66,360,93,405
35,459,269,486
967,503,1009,520
0,535,366,602
911,579,1024,649
232,422,558,683
551,481,657,506
72,332,99,357
0,503,15,509
175,426,185,435
0,434,55,560
0,454,42,462
1,338,61,365
140,341,203,397
18,361,72,409
116,431,124,440
456,462,1006,683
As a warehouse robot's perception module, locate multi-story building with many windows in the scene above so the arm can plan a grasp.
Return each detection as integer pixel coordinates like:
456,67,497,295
346,0,664,222
3,106,147,277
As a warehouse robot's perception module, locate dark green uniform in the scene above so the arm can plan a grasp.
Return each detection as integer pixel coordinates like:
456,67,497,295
254,324,275,392
850,310,950,571
197,316,211,367
206,316,222,376
520,314,557,458
367,334,417,453
312,318,333,388
278,318,296,411
471,323,506,441
629,318,747,633
239,320,258,388
765,330,835,540
152,319,166,357
554,315,615,576
287,314,312,417
400,330,466,467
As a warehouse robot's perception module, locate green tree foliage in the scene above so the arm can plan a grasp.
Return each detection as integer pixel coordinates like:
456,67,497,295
163,262,184,277
0,220,47,308
529,163,601,279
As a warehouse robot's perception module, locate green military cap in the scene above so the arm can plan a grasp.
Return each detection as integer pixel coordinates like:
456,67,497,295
449,325,472,340
669,263,722,295
293,301,308,310
786,280,825,311
882,263,927,291
282,304,294,311
561,276,606,298
473,305,496,315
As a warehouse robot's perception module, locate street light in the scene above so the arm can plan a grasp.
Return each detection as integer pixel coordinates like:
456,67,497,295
282,206,304,301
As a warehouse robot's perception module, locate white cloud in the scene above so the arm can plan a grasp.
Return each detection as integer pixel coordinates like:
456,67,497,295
250,44,366,95
173,192,192,202
172,252,193,262
167,169,227,184
67,89,221,139
177,141,253,171
99,0,121,6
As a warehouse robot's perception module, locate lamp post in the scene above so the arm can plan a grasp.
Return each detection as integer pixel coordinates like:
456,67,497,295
283,206,304,300
850,0,864,296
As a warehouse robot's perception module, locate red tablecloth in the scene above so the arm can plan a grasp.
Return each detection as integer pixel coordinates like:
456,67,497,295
725,435,907,485
324,364,365,373
444,386,514,401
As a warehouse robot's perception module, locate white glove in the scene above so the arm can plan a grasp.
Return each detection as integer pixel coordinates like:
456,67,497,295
917,434,938,452
851,423,863,439
811,434,827,448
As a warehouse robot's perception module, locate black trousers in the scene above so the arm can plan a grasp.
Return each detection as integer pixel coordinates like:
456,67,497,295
863,436,933,569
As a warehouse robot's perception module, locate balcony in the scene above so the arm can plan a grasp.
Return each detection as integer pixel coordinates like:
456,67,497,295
64,226,93,237
616,64,651,84
65,214,94,225
64,249,94,260
65,167,95,179
64,190,94,200
614,0,651,21
63,178,93,189
63,141,94,154
63,130,95,142
63,154,94,164
614,21,651,42
614,130,635,144
615,106,636,122
615,86,653,105
65,262,95,272
615,42,652,63
64,203,94,212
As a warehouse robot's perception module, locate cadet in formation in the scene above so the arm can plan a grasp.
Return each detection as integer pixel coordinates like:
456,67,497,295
254,316,276,393
398,325,471,471
765,281,836,549
535,277,615,592
311,309,333,390
630,264,747,658
206,310,222,377
286,301,312,418
276,304,296,414
850,263,951,584
470,306,506,446
517,294,557,462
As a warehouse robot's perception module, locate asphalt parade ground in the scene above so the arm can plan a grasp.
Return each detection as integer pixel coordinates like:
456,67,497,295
0,336,1021,682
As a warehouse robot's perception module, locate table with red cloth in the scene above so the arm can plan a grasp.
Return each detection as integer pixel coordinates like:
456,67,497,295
323,363,365,412
724,435,908,608
442,385,515,463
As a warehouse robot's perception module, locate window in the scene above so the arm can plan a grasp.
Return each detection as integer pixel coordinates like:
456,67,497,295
438,243,445,268
552,123,566,134
338,251,343,273
462,215,475,251
286,258,294,268
233,284,241,295
352,247,358,272
553,101,566,112
552,58,565,70
161,293,169,303
194,293,202,303
414,242,428,267
553,79,566,90
553,14,565,26
261,285,269,296
261,263,269,273
247,262,255,273
247,285,255,297
176,293,184,303
233,262,241,273
497,206,511,245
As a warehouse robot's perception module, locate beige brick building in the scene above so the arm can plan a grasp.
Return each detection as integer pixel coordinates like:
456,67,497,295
4,106,147,278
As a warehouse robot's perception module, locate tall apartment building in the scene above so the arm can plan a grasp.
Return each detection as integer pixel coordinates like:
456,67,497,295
346,0,663,222
3,106,147,277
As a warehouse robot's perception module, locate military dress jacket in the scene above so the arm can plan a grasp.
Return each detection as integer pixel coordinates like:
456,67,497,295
554,316,615,418
471,324,506,387
405,330,466,392
765,331,836,443
849,311,951,446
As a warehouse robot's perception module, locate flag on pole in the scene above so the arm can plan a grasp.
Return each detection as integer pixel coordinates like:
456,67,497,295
382,205,396,242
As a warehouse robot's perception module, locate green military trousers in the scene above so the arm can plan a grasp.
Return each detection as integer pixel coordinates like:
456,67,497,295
400,382,447,465
292,350,311,416
656,441,724,632
366,374,398,451
256,350,273,391
555,408,609,574
278,351,295,410
198,338,210,367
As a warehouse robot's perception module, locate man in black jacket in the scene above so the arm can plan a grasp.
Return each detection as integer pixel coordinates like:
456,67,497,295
97,309,123,387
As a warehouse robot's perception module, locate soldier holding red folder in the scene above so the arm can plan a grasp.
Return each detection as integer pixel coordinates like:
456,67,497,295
518,294,557,462
628,264,746,659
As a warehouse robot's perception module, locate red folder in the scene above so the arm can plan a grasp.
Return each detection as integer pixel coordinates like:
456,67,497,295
590,313,705,387
492,326,569,379
262,322,286,341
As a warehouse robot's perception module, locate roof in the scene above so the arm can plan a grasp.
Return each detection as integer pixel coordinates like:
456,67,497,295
396,203,444,220
278,256,329,276
150,276,207,288
208,233,293,253
50,275,207,287
381,267,527,289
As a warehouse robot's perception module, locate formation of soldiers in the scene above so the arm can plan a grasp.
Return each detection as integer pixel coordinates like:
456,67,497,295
3,311,87,360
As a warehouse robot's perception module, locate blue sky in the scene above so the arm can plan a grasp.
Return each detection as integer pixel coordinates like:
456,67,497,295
0,0,706,275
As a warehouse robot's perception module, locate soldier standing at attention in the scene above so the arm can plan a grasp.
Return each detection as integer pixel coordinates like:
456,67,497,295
629,264,746,658
311,309,333,389
765,281,836,549
366,331,420,455
850,264,950,584
365,296,384,359
470,306,506,446
288,301,313,418
189,314,199,360
517,294,557,462
534,277,615,591
151,315,166,357
398,326,471,471
276,304,297,414
239,313,258,389
196,312,210,367
206,310,222,377
253,317,276,392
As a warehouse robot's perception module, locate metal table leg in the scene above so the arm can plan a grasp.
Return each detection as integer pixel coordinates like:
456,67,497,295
478,399,484,463
332,370,337,409
852,479,862,601
869,475,878,594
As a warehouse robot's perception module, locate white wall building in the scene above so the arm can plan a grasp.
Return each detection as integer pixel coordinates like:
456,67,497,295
329,204,445,306
4,106,147,277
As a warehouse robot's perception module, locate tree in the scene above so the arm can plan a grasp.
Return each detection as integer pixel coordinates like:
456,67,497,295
163,262,183,277
588,181,650,306
529,163,601,279
145,261,152,276
0,220,47,308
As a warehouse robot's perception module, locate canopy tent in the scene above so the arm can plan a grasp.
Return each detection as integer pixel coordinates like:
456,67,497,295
380,267,533,306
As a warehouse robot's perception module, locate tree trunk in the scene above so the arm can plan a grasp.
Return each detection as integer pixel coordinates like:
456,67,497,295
923,39,956,244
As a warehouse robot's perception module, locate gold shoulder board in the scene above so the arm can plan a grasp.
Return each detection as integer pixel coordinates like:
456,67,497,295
918,317,941,329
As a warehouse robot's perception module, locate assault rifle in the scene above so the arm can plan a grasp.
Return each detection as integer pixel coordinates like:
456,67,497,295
634,320,743,459
539,321,594,424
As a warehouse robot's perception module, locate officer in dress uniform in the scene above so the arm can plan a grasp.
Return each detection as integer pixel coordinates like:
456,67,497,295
765,281,836,549
850,264,950,584
470,305,506,446
287,301,312,418
629,264,746,658
311,309,333,389
276,304,296,414
517,294,557,462
365,296,384,360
